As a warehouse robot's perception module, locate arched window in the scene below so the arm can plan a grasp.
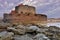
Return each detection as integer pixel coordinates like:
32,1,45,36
27,13,30,16
25,13,30,16
21,11,23,13
17,14,20,16
35,14,37,16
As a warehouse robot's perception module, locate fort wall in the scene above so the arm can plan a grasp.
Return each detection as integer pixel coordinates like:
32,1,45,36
3,4,47,26
15,4,36,14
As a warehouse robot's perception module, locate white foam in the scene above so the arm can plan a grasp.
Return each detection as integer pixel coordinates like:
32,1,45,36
47,22,60,28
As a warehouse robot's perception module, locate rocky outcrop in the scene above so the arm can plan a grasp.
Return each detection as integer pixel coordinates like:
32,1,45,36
0,31,14,40
0,23,12,32
14,35,33,40
26,25,40,32
0,24,60,40
7,25,26,35
13,33,50,40
33,33,50,40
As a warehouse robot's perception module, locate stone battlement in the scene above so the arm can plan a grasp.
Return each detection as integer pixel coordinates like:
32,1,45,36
15,4,36,14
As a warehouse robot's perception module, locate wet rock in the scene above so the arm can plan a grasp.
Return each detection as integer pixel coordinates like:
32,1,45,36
15,25,26,35
26,25,40,32
7,25,26,35
14,35,33,40
0,31,14,40
33,33,50,40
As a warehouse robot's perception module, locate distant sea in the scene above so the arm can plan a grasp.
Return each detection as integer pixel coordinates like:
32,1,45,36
47,22,60,28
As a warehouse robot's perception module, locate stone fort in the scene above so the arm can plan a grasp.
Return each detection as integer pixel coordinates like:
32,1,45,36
3,4,47,26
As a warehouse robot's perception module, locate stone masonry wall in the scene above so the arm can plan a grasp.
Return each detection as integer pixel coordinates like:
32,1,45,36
3,4,47,26
15,4,36,14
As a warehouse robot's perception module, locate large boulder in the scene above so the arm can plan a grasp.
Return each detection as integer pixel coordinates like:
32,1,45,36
33,33,50,40
0,23,12,32
14,35,33,40
0,31,14,40
26,25,40,32
7,25,26,35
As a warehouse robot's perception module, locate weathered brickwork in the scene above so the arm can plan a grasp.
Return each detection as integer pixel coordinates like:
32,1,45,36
15,4,36,14
3,4,47,26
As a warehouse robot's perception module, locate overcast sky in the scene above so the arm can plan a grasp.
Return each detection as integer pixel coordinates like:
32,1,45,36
0,0,60,18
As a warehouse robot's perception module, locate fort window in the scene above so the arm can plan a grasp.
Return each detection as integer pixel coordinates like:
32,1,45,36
35,14,37,16
17,14,20,16
21,11,23,13
24,12,30,16
27,13,30,15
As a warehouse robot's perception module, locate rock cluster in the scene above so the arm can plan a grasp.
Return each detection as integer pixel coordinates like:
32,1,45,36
0,31,14,40
7,25,26,35
0,23,60,40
